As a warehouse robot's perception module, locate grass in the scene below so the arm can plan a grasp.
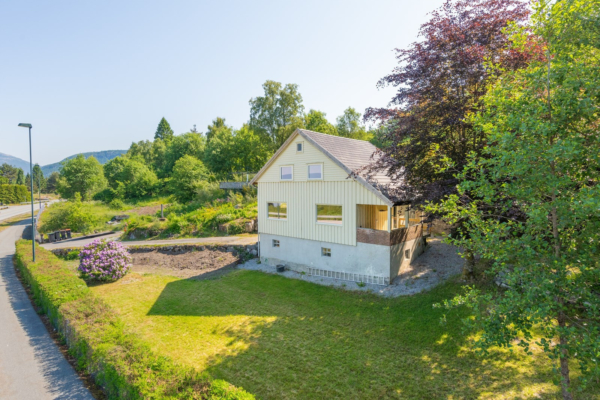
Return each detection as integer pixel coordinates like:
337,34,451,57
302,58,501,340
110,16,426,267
90,270,600,399
15,241,252,399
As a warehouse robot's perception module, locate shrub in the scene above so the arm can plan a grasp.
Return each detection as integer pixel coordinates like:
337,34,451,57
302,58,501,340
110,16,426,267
0,184,29,204
65,249,80,260
78,240,131,281
40,193,99,234
109,198,125,210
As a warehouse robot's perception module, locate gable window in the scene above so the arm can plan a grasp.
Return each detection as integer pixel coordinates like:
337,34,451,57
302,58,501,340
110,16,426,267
296,142,303,152
316,205,342,225
273,239,280,247
280,166,293,180
321,247,331,257
267,202,287,220
308,164,322,180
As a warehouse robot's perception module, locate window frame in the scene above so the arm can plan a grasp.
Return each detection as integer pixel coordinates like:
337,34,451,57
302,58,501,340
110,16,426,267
280,165,293,181
321,247,331,257
296,142,304,153
273,239,280,248
307,163,323,180
316,204,343,226
267,202,288,221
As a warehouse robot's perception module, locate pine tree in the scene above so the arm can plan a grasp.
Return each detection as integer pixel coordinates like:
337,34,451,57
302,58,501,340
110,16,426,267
154,117,174,141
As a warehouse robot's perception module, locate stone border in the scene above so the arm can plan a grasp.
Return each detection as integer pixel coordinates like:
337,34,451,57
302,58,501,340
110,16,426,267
51,243,259,259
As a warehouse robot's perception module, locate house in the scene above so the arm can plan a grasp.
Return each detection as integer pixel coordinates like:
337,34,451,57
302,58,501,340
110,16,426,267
250,129,426,285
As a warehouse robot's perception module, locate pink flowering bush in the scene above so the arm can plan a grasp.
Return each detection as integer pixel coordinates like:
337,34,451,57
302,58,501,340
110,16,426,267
78,240,131,281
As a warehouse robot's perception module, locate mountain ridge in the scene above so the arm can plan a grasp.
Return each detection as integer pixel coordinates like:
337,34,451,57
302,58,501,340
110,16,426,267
0,150,127,176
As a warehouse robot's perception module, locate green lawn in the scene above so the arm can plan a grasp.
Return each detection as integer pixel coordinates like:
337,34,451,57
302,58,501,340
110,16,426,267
91,270,599,399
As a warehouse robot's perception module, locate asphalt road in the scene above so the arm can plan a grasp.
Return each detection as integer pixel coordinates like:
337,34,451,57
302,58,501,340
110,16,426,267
0,202,46,222
0,221,93,399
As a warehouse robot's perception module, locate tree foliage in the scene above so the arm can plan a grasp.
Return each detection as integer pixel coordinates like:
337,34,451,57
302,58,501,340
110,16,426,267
304,110,338,135
432,1,600,397
57,155,107,200
154,117,174,141
249,80,305,147
335,107,371,140
169,155,210,203
103,156,158,199
365,0,534,203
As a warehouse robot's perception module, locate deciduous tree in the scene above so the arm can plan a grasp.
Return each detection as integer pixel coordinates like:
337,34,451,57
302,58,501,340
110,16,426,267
433,1,600,397
365,0,534,203
249,80,305,148
56,155,106,200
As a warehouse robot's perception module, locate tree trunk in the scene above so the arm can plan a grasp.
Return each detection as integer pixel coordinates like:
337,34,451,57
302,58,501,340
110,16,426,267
462,250,476,281
558,313,573,400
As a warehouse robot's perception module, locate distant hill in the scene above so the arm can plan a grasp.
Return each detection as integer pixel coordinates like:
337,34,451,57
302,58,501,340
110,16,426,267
41,150,127,176
0,152,32,172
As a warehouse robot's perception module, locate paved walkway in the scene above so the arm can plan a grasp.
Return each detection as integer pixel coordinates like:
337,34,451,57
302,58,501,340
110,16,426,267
0,221,93,399
42,233,258,250
0,203,44,222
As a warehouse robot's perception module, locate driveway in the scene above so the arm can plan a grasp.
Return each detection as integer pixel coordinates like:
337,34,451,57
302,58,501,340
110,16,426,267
0,221,93,399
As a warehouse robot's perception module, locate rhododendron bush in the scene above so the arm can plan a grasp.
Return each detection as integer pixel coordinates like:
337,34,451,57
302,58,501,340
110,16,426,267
78,240,131,281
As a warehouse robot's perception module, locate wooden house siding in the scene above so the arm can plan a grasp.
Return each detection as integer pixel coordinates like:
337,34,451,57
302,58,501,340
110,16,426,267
256,135,387,246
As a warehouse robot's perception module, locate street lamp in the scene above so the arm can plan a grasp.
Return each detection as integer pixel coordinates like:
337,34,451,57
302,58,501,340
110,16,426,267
18,123,35,262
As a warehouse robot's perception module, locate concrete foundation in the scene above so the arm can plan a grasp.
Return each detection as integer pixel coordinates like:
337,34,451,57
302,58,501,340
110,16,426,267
259,233,425,284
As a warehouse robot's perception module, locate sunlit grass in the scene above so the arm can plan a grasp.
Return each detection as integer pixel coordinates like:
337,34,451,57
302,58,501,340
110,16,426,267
91,270,599,399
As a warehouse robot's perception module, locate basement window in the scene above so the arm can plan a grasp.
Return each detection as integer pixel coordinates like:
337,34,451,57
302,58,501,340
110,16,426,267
273,239,280,248
405,249,411,259
321,247,331,257
267,202,287,220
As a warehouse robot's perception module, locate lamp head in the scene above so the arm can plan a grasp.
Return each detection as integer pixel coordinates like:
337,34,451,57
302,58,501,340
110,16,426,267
18,123,32,128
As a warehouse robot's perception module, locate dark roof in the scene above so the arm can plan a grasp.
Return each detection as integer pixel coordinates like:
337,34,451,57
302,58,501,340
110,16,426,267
251,129,400,205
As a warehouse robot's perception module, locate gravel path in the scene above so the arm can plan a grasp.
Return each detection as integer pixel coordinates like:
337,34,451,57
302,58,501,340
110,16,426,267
239,237,464,297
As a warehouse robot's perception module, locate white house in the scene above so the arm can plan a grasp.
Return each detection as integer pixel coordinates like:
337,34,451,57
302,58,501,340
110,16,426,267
250,129,426,285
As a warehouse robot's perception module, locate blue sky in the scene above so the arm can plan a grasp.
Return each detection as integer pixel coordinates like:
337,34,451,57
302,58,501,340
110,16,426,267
1,0,445,165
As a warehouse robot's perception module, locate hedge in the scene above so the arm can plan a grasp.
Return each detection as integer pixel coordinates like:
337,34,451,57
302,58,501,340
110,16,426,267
0,184,29,204
14,240,253,400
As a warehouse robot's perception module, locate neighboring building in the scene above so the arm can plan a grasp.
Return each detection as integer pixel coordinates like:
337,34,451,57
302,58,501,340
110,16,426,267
250,129,427,285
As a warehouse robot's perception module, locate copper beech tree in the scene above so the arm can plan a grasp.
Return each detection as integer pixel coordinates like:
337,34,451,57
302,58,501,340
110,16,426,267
365,0,537,204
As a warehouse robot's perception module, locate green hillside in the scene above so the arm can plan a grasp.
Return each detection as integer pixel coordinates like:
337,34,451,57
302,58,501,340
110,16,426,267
41,150,126,176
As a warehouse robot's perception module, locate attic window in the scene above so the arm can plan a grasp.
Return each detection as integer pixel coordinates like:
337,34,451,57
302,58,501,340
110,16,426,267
308,164,322,180
296,142,303,152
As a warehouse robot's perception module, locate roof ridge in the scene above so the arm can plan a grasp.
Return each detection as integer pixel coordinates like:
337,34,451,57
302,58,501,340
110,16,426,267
298,129,378,147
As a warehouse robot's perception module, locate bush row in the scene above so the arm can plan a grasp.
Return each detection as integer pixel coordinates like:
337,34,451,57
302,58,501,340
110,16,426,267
14,240,253,399
0,184,29,204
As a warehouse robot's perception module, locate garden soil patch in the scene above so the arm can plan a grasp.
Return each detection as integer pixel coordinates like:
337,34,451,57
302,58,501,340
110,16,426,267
130,249,239,280
128,204,163,216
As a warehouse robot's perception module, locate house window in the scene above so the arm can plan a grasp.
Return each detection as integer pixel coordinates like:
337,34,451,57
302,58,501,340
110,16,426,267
267,202,287,220
280,166,293,180
273,239,280,247
405,249,410,259
321,247,331,257
296,142,303,152
316,205,342,225
308,164,322,180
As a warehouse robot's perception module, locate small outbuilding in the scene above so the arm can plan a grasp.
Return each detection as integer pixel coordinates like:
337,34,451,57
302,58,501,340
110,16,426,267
250,129,427,285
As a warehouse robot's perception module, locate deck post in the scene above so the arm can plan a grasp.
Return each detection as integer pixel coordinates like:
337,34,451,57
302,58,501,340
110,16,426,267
387,206,391,232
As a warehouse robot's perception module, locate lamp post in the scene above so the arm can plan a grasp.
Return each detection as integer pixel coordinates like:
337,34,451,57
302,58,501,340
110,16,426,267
18,123,35,262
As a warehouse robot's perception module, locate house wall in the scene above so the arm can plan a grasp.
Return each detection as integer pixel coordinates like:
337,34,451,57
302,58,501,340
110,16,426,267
390,237,426,282
260,233,391,281
256,136,387,247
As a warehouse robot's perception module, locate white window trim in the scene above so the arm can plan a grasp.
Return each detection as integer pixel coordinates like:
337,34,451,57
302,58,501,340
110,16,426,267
267,202,288,221
296,141,304,153
316,204,343,227
307,163,323,180
280,165,293,181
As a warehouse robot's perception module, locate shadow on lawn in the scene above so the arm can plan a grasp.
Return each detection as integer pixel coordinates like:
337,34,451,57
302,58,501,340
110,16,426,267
146,270,559,399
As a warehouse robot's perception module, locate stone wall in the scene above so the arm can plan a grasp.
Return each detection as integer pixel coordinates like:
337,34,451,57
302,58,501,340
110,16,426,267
51,243,259,258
